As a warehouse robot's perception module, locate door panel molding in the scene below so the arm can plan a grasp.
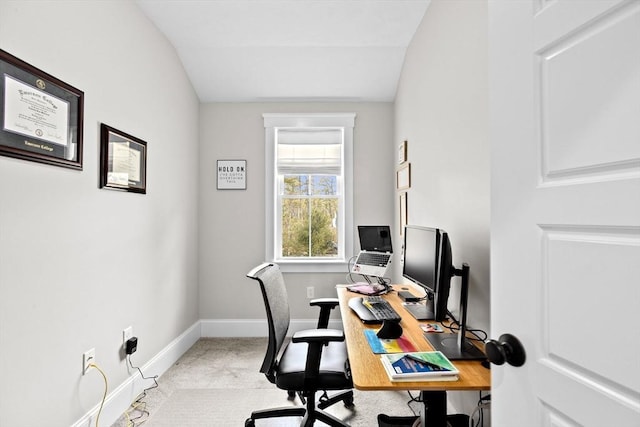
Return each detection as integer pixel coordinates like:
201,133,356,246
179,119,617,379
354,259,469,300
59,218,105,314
535,2,640,184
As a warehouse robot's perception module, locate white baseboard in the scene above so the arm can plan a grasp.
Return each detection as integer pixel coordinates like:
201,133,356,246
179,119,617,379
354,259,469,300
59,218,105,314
71,321,201,427
72,318,345,427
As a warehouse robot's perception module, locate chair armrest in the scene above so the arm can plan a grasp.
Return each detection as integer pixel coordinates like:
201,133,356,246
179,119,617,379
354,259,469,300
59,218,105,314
292,329,346,384
310,297,339,308
291,328,345,344
309,298,340,329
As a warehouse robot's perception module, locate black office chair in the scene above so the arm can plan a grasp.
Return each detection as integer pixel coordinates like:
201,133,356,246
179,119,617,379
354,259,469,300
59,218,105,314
245,262,354,427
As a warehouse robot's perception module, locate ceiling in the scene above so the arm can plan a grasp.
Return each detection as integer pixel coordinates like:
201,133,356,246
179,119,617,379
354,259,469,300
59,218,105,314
135,0,430,103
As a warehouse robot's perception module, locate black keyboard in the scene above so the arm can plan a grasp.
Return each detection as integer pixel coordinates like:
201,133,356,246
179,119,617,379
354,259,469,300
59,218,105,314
348,296,402,324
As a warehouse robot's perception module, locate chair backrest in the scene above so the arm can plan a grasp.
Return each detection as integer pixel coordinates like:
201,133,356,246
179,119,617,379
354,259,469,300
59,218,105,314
246,263,290,382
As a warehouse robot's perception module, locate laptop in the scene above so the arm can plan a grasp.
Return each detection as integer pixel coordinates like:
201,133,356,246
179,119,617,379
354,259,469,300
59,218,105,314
351,225,393,278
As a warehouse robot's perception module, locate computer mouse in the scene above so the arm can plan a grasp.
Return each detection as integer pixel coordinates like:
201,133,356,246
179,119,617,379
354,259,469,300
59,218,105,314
376,319,403,339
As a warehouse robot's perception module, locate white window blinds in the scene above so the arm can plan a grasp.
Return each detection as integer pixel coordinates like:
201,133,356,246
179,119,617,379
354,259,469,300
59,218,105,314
276,128,343,175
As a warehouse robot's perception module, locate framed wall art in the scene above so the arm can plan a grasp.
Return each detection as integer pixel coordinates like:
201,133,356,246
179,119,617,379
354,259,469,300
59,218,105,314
0,49,84,169
396,163,411,190
217,160,246,190
100,124,147,194
398,140,407,164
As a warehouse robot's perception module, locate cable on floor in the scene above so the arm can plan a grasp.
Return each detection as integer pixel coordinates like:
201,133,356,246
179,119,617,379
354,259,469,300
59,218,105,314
125,355,159,426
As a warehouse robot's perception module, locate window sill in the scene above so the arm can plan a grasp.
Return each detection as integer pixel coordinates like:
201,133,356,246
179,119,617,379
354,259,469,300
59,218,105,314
273,259,350,274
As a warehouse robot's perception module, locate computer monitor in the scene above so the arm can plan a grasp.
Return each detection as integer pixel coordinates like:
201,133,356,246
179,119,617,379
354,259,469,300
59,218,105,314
402,224,485,360
401,225,452,321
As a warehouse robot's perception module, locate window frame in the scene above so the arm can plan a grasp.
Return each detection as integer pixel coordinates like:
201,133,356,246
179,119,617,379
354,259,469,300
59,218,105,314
263,113,355,273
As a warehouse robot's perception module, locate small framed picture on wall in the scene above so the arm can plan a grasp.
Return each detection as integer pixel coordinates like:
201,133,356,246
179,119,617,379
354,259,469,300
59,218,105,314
396,163,411,190
100,124,147,194
217,159,247,190
398,140,408,164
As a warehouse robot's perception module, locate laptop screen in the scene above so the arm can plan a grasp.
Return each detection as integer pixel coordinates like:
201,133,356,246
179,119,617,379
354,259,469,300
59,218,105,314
357,226,392,253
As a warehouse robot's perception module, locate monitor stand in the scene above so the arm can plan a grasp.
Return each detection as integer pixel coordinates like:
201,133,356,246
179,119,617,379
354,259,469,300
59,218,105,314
424,264,486,360
404,299,435,321
424,332,485,360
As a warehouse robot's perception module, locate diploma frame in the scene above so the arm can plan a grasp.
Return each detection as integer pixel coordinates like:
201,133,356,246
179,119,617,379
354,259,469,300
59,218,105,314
99,124,147,194
0,49,84,170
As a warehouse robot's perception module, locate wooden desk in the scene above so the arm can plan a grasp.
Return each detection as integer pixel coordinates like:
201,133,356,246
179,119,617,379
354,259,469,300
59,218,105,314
337,285,490,426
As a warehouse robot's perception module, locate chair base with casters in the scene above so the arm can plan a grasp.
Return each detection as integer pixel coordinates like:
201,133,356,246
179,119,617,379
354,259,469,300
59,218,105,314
289,388,354,410
245,263,354,427
245,388,354,427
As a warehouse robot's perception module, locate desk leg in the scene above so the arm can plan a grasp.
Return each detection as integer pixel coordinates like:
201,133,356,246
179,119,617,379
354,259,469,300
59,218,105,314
419,391,447,427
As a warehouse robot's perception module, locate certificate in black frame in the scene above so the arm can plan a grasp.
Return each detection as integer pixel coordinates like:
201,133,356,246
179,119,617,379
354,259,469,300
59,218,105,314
99,124,147,194
0,49,84,170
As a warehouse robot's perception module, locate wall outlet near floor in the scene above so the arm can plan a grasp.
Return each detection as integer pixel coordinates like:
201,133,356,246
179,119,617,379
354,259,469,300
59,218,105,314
123,326,133,344
307,286,314,298
83,348,95,375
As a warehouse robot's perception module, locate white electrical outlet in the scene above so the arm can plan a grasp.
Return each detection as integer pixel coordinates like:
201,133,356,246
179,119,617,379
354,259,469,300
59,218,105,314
123,326,133,344
307,286,314,298
83,348,95,375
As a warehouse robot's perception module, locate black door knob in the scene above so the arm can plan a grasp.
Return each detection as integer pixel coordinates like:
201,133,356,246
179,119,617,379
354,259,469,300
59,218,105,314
485,333,526,367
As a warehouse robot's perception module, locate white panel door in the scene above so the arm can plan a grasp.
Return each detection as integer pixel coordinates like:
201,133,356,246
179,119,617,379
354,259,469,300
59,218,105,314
489,0,640,425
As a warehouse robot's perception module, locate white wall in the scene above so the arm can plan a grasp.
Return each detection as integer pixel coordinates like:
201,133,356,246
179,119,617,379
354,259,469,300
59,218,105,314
0,1,200,426
198,103,394,320
394,0,490,416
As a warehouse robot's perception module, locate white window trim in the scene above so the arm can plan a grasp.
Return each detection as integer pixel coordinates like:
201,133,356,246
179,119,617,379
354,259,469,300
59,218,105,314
264,113,355,273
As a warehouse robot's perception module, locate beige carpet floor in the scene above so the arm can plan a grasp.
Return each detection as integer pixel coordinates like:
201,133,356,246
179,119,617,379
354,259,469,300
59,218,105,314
111,337,421,427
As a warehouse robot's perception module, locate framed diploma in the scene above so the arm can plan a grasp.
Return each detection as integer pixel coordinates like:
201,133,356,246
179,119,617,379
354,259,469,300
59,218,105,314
100,124,147,194
0,49,84,169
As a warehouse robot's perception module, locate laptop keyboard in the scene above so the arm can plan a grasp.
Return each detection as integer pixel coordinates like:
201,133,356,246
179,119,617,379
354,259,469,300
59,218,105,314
357,252,391,266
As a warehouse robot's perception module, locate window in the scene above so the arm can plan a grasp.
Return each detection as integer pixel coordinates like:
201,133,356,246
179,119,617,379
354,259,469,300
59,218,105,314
264,113,355,272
